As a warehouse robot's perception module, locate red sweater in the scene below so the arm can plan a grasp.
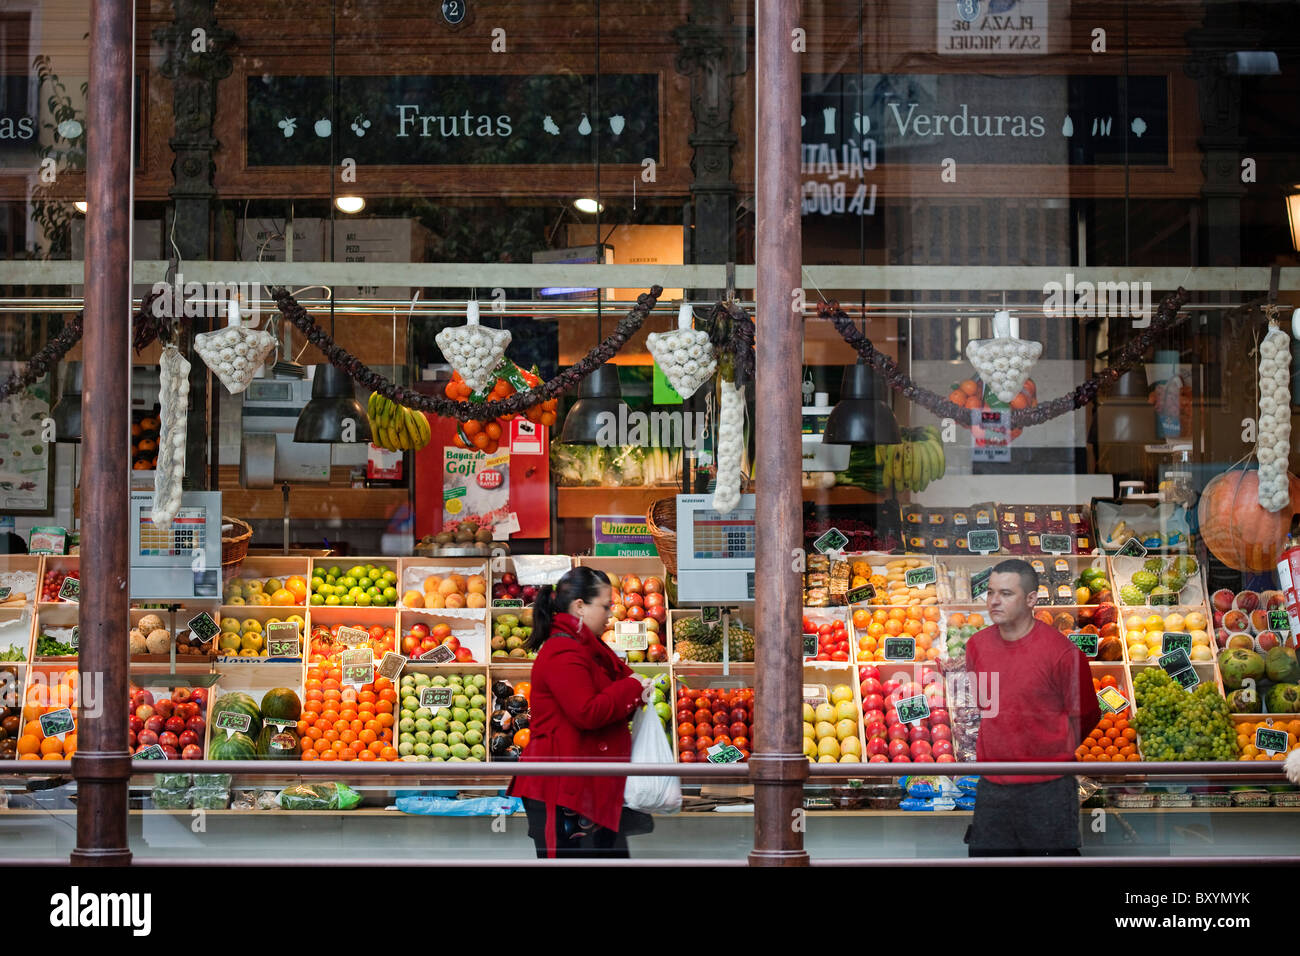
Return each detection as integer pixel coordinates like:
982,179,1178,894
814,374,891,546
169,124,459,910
965,620,1100,785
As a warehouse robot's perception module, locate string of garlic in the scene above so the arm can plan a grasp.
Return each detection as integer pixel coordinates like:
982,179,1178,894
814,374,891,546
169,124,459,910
711,379,745,514
1257,325,1292,512
151,346,190,530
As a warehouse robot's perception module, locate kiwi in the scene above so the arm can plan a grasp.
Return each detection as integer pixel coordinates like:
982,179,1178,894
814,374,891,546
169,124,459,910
462,520,479,532
454,529,475,543
475,530,493,543
435,532,454,544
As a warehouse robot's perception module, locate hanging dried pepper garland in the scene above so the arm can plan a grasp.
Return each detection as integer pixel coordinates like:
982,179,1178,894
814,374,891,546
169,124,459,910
819,286,1191,429
272,284,664,421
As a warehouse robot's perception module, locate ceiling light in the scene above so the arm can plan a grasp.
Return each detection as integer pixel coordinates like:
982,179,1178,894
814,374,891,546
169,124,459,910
335,195,366,214
73,201,87,214
573,197,604,214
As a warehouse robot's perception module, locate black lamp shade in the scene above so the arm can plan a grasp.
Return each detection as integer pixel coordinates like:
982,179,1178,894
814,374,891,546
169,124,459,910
560,364,625,445
51,362,82,443
294,364,372,444
822,360,900,446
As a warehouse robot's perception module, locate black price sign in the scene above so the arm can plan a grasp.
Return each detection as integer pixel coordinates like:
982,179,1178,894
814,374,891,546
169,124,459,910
341,648,375,687
1040,534,1072,555
0,587,11,601
215,710,251,737
970,567,992,600
813,528,848,554
187,612,220,645
1067,632,1098,658
133,744,166,760
1161,632,1192,655
69,626,78,649
58,576,80,602
803,633,818,657
967,529,1000,554
1268,609,1291,633
846,583,876,604
1158,647,1193,675
38,707,74,738
1170,667,1200,690
492,599,524,608
420,643,456,664
1116,537,1148,558
705,743,744,764
883,636,916,661
701,606,722,624
337,626,369,646
419,686,454,709
1256,726,1289,754
377,651,407,681
904,565,937,588
265,621,301,657
896,694,930,724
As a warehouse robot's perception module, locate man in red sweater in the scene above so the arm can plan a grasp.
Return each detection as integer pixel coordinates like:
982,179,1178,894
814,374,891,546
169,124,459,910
964,559,1101,856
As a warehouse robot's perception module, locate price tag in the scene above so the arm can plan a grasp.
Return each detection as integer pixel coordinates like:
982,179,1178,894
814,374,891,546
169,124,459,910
1116,537,1148,558
214,710,251,739
883,636,916,661
1067,632,1098,658
813,528,849,555
0,587,11,601
341,647,375,687
613,620,649,651
846,583,876,605
187,612,220,645
419,643,456,664
38,707,74,739
70,626,79,649
801,684,827,708
896,694,930,725
1161,632,1192,656
904,565,937,588
705,743,744,764
265,621,301,657
377,651,407,682
1040,534,1072,555
491,598,524,608
337,626,369,646
1171,667,1199,690
1268,609,1291,633
58,576,80,602
701,606,722,624
1158,647,1193,675
133,744,166,760
419,686,455,710
970,567,992,600
1256,725,1289,755
1097,686,1130,714
967,529,1000,554
802,633,818,657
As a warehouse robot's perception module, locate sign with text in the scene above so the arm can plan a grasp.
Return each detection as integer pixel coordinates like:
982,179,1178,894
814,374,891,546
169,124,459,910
896,694,931,725
813,528,849,554
1161,632,1192,656
701,606,722,624
133,744,166,760
337,626,370,646
1116,537,1148,558
612,620,649,652
1040,534,1072,555
803,633,818,658
883,637,916,661
419,686,455,710
1170,667,1200,690
491,598,524,608
970,567,992,600
1158,647,1193,675
58,576,80,603
341,647,375,687
214,710,251,738
705,743,744,764
265,621,301,658
38,707,74,739
904,565,937,588
937,0,1048,55
967,529,1000,554
846,583,876,605
377,651,407,682
1269,609,1291,633
1256,726,1289,755
419,643,456,664
1097,686,1130,714
1067,632,1098,658
187,612,220,645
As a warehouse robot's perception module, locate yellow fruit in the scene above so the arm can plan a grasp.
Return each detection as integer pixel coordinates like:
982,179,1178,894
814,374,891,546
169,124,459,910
803,737,817,758
802,703,815,723
402,590,425,608
814,703,836,723
838,753,861,763
244,581,264,594
1129,644,1149,661
817,754,839,763
817,737,841,759
815,721,836,740
264,578,282,593
466,575,487,595
1163,613,1185,632
1184,611,1208,631
251,593,271,607
803,721,815,738
226,597,246,606
437,578,460,597
1124,614,1145,632
1145,615,1165,632
218,633,242,653
835,718,858,740
241,633,264,652
839,737,862,757
242,619,263,632
220,618,241,633
422,575,443,594
465,592,487,609
1190,630,1211,646
444,593,466,609
269,588,296,606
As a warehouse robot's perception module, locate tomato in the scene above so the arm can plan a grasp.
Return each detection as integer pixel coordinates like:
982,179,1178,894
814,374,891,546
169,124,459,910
816,652,831,661
831,651,849,661
679,750,697,763
818,623,834,637
1100,674,1118,689
369,625,386,641
677,722,695,738
678,735,695,752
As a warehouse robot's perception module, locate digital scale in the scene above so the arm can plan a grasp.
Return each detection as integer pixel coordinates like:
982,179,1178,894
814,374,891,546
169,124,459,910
674,493,756,604
129,491,222,600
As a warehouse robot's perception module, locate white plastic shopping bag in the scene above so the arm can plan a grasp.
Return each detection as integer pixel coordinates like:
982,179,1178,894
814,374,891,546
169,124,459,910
624,705,681,815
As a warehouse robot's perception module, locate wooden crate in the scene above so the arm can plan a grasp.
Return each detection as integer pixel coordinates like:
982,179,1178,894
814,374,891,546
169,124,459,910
31,601,78,663
396,558,490,614
487,604,536,664
0,556,42,607
0,607,34,664
665,607,748,665
128,605,220,664
211,605,307,663
221,556,312,604
575,555,669,595
802,660,866,764
36,554,79,607
396,662,491,763
670,669,754,765
400,608,489,663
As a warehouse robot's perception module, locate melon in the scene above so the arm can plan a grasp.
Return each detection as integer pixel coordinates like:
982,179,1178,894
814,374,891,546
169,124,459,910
211,692,262,738
256,725,300,759
210,731,257,761
260,687,302,721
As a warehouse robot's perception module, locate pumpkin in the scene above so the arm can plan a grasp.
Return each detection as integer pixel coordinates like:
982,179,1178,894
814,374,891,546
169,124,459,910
1198,468,1300,572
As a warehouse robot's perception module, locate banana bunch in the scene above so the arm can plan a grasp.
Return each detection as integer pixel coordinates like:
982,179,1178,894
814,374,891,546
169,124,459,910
876,425,946,493
367,392,431,452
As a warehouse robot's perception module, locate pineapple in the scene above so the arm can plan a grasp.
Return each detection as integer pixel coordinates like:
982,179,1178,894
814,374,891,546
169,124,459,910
729,624,756,662
674,640,722,662
674,615,723,662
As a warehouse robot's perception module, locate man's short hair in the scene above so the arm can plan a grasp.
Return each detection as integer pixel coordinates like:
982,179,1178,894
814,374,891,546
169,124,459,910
990,558,1038,597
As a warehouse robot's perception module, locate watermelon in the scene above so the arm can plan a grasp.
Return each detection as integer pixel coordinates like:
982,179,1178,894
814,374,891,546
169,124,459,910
212,692,262,738
257,725,300,760
260,687,302,722
210,731,257,760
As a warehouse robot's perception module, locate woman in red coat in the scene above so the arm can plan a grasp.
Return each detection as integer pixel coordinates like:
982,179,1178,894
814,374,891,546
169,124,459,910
508,567,651,858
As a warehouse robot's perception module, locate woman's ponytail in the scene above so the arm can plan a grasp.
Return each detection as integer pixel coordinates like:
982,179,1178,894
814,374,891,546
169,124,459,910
523,567,610,652
526,585,557,651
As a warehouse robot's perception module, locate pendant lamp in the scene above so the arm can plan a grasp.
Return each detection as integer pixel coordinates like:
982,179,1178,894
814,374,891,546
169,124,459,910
51,361,83,443
822,359,900,446
560,364,625,445
293,364,372,444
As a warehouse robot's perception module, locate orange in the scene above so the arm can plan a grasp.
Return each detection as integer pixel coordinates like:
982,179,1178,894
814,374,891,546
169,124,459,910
42,751,63,760
904,619,923,637
923,607,940,622
884,620,903,637
949,612,967,627
318,749,338,761
368,740,386,756
284,576,308,600
269,588,297,606
358,749,377,761
513,728,531,748
301,749,319,760
16,735,40,756
339,748,357,761
967,614,984,628
852,609,870,629
379,746,399,761
887,608,906,622
40,736,63,755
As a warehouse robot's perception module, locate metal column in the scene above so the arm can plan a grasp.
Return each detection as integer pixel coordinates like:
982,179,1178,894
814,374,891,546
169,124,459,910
71,0,136,866
749,0,808,866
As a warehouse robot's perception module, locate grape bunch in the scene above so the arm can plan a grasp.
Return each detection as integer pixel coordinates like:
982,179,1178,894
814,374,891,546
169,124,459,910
1131,669,1239,761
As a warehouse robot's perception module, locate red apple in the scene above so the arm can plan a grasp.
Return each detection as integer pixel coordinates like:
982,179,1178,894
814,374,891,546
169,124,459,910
172,687,192,703
135,704,155,722
913,754,935,763
454,646,474,663
158,730,179,749
440,636,461,652
155,698,175,719
908,726,931,743
402,635,420,655
646,605,667,624
932,739,954,757
626,605,646,622
189,688,207,709
885,708,900,726
182,744,203,759
888,723,910,742
858,665,880,682
128,729,137,749
128,715,144,735
862,693,885,712
135,690,154,708
936,753,957,763
144,715,165,735
1212,589,1236,613
624,593,644,609
910,739,932,758
869,754,890,762
891,754,912,763
860,677,883,697
610,604,628,621
176,702,200,722
1257,631,1281,652
161,746,179,759
888,738,911,758
882,679,902,697
929,708,950,727
867,737,890,756
622,575,643,595
137,729,159,747
178,730,199,749
164,715,186,735
931,724,953,742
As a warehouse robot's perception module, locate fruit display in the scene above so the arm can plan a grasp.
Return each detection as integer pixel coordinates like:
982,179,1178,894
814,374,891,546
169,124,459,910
299,661,400,761
948,375,1039,439
876,425,947,493
443,363,557,455
401,621,478,663
850,606,942,663
808,614,851,662
672,615,721,663
1130,668,1238,761
1070,564,1114,605
129,685,208,759
0,667,21,758
40,568,75,603
395,669,488,761
1209,588,1294,651
224,574,309,607
1233,717,1300,761
308,563,398,608
1119,608,1212,663
310,623,397,660
803,684,863,763
400,570,487,610
366,391,432,452
861,557,940,607
857,665,953,764
1112,554,1202,607
674,684,753,762
1219,644,1300,714
17,668,78,760
1075,697,1140,763
488,677,531,761
941,611,984,662
490,612,535,661
602,573,667,627
491,572,539,605
426,520,497,548
131,413,159,471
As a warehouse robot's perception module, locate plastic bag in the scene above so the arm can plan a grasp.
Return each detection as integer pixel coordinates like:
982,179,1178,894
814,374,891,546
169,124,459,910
394,794,521,816
256,790,280,810
624,705,681,815
151,787,191,809
193,773,232,789
189,788,229,810
956,795,976,811
276,782,362,810
154,772,191,790
902,775,960,799
900,796,956,811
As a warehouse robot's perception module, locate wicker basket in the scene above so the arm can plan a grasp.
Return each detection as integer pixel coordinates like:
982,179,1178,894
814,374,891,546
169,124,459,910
646,497,678,577
221,516,253,568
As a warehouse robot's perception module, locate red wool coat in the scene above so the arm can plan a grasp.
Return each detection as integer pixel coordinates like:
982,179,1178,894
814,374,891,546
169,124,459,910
507,612,644,854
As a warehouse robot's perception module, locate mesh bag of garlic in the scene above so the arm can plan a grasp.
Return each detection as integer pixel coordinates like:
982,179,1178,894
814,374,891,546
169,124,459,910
193,324,276,394
965,337,1042,403
151,346,191,531
646,328,717,399
435,322,512,393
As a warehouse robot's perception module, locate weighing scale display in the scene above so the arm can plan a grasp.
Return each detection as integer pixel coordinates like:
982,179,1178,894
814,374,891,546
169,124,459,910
137,508,208,558
691,508,755,561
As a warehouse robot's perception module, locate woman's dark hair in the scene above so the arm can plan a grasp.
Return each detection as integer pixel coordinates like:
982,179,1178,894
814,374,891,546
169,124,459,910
526,566,611,651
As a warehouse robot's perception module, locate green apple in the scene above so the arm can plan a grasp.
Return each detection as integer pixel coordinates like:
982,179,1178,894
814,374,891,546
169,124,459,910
399,732,416,745
399,717,416,733
449,743,470,760
413,742,431,757
429,730,447,745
